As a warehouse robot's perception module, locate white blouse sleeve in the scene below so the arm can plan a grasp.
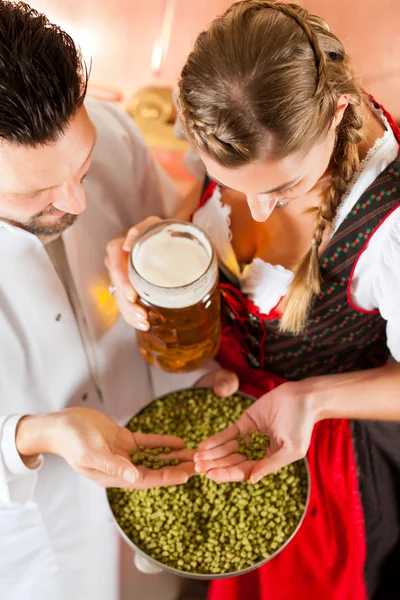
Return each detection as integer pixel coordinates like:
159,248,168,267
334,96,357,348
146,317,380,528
0,415,43,505
373,219,400,361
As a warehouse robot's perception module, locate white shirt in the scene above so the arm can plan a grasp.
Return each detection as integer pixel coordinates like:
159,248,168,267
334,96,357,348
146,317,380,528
0,98,212,600
193,109,400,360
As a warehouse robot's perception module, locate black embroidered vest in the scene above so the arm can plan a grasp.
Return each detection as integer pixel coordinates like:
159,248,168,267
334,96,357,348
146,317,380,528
204,157,400,381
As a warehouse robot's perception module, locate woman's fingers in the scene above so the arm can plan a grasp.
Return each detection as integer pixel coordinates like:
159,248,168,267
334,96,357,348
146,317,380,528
195,452,247,474
196,369,240,397
207,461,256,483
250,448,303,484
195,439,239,462
212,369,240,397
197,423,240,453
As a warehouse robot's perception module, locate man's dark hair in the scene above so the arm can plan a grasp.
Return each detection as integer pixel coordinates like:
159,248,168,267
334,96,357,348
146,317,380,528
0,1,88,146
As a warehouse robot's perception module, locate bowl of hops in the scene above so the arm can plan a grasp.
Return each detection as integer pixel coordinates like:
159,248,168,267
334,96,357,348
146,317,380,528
107,388,310,579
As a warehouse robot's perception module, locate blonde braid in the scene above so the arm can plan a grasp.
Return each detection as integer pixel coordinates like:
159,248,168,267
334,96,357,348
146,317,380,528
279,99,363,333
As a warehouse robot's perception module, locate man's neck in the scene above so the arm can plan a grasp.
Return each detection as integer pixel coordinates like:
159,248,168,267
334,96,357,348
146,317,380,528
39,232,62,245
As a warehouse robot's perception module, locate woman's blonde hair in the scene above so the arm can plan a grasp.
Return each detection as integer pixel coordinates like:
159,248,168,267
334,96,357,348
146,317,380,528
178,0,363,334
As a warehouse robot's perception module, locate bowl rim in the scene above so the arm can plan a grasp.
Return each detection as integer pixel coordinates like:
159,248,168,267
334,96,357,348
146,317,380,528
106,387,311,580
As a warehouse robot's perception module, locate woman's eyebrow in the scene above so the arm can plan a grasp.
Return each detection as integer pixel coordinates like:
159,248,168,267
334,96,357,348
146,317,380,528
205,172,301,194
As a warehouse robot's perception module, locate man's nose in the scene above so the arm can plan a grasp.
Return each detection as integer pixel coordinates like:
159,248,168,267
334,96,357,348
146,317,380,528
52,182,86,215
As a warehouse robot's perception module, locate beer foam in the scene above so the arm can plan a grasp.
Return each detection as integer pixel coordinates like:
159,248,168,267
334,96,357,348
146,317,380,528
129,221,217,309
134,228,210,287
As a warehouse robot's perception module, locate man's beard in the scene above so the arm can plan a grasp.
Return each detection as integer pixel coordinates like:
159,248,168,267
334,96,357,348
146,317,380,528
23,206,78,237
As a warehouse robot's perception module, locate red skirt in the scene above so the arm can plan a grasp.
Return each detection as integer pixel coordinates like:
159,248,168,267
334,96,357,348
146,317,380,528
208,329,368,600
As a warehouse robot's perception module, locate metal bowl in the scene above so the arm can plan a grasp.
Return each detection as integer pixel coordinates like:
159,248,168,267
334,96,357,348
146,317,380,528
107,388,311,580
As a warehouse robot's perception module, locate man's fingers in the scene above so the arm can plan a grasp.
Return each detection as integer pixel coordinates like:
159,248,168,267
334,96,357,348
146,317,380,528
133,463,195,489
82,462,196,490
132,433,186,450
105,237,148,329
81,450,139,486
105,237,136,302
156,448,195,462
105,217,162,330
122,216,162,252
176,461,197,479
80,468,138,489
81,461,196,490
197,423,239,453
118,300,149,330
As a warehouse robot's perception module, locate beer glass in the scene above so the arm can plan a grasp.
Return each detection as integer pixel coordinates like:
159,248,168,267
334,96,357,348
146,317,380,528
129,220,221,372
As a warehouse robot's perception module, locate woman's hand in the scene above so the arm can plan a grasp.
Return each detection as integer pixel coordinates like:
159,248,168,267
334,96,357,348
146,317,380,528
194,381,317,484
17,407,195,489
195,368,239,398
104,216,162,331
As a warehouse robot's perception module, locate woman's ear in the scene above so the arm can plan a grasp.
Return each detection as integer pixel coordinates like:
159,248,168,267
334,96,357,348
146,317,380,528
332,95,350,129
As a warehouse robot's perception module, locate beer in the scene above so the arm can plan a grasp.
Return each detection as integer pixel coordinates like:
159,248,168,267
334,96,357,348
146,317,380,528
129,220,221,372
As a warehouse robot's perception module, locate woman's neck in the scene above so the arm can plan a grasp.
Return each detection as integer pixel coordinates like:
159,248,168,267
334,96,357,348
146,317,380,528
358,100,387,160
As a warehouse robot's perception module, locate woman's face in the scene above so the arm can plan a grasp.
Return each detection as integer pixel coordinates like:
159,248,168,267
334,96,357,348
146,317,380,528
199,99,347,222
200,130,335,222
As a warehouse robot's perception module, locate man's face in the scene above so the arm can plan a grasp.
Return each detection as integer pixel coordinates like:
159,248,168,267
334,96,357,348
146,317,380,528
0,106,97,237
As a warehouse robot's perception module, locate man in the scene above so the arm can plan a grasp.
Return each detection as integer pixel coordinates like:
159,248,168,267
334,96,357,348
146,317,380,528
0,3,236,600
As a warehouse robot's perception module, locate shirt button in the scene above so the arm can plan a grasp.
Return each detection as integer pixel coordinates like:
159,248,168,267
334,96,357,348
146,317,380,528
55,313,62,321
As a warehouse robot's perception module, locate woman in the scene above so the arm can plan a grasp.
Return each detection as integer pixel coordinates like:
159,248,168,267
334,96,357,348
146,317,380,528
107,1,400,599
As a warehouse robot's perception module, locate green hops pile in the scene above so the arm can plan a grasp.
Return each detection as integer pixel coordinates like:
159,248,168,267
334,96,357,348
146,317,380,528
237,431,269,460
108,388,308,576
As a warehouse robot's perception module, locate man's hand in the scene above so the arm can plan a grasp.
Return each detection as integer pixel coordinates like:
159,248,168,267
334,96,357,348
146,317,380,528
104,216,162,331
16,407,194,489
